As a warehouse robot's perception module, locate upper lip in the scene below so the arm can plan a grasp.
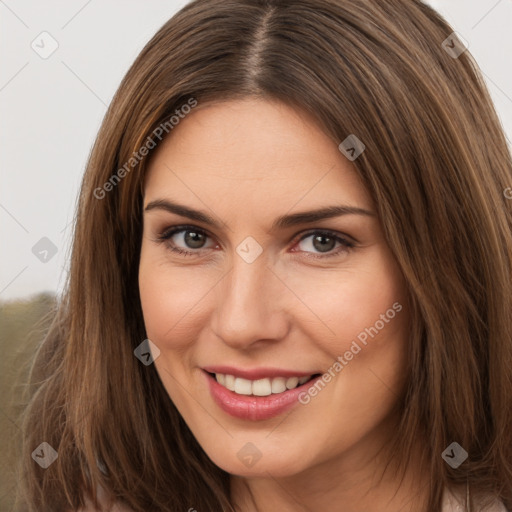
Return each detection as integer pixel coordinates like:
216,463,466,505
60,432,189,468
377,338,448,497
202,365,319,380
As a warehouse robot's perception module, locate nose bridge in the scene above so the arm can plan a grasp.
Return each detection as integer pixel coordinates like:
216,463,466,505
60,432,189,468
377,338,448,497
212,252,287,347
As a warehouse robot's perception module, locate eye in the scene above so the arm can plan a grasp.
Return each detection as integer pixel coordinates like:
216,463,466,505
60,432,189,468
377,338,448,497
156,225,217,257
155,225,355,260
292,230,355,259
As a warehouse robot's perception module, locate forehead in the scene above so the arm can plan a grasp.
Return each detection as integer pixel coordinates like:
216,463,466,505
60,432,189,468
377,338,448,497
144,98,373,218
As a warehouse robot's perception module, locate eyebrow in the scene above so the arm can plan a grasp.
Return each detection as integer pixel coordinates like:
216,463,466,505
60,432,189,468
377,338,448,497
144,199,375,231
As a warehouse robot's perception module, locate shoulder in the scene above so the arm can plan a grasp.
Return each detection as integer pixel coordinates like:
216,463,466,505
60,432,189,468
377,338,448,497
442,485,508,512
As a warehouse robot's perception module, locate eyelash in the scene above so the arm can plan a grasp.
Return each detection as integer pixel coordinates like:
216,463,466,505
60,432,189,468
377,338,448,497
155,224,355,260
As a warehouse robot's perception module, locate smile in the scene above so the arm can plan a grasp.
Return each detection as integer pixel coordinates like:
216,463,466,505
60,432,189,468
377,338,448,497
212,372,318,396
203,369,322,421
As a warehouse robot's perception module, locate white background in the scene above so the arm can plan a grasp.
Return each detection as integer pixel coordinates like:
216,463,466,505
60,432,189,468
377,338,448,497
1,0,511,301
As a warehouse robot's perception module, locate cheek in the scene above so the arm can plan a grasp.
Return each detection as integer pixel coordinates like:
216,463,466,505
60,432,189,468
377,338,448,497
138,250,212,347
285,255,407,357
138,254,210,406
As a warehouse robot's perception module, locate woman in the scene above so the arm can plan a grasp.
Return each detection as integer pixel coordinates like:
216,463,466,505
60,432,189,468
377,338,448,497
17,0,512,511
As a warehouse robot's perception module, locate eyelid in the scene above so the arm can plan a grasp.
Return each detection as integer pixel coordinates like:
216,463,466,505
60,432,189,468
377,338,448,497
293,228,357,246
157,224,357,243
157,224,216,242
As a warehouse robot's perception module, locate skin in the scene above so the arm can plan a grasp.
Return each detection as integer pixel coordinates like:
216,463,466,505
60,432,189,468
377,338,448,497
138,98,428,512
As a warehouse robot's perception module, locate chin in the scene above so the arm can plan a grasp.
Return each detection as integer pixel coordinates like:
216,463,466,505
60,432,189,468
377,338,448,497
203,441,314,478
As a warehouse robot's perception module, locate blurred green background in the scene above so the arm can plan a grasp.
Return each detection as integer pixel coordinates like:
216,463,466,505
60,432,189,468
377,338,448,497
0,292,55,511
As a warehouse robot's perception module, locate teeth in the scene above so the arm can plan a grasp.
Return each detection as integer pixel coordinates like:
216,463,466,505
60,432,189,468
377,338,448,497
286,377,299,389
224,374,235,391
234,377,253,395
253,378,272,396
214,373,314,396
271,377,286,394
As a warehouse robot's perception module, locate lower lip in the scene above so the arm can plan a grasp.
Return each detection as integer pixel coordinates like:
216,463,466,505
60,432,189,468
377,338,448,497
204,371,321,421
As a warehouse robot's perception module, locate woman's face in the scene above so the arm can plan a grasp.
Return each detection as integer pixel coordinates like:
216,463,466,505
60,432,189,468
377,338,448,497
139,98,410,478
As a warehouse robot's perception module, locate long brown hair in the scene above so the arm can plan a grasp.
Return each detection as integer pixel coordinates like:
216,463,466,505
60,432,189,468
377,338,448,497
16,0,512,510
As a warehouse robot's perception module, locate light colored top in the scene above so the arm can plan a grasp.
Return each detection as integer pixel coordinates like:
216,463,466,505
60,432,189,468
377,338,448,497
442,485,508,511
78,482,508,511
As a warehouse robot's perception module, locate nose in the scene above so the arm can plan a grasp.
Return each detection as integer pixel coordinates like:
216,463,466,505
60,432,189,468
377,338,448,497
211,253,290,350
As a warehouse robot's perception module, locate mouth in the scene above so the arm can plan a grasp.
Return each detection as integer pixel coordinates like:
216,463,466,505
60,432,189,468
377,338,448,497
203,370,323,421
206,371,321,396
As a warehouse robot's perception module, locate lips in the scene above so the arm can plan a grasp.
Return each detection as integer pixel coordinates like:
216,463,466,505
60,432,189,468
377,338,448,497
203,368,322,421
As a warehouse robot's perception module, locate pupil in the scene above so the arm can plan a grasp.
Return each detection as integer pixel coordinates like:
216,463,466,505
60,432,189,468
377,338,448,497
185,231,205,249
313,234,335,253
